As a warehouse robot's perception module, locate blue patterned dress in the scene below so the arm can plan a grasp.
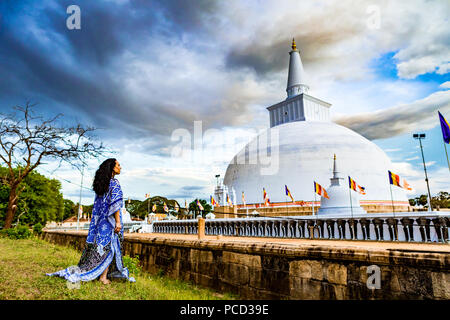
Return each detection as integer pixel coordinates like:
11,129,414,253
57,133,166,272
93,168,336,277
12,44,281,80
47,178,135,283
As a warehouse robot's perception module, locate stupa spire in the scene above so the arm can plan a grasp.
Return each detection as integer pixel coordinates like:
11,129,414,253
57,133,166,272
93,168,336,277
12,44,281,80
330,154,343,185
286,38,309,98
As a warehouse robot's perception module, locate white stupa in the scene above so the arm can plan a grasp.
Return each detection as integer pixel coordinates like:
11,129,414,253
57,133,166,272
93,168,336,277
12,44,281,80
317,154,367,216
223,39,409,210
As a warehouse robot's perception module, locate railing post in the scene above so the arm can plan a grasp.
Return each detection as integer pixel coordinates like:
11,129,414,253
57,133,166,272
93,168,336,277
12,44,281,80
307,220,315,239
372,218,384,241
198,218,205,240
337,219,346,239
432,217,446,243
400,217,414,242
326,219,335,239
386,218,399,241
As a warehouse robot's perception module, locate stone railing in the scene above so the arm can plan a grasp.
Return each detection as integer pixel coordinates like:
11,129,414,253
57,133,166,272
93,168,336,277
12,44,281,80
45,221,146,233
152,212,450,243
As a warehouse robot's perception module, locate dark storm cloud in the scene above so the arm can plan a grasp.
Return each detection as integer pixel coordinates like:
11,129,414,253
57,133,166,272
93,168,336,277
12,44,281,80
334,90,450,140
0,0,220,150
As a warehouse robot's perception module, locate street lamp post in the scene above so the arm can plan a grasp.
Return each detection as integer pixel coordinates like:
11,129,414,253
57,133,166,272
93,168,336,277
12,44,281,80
413,133,432,211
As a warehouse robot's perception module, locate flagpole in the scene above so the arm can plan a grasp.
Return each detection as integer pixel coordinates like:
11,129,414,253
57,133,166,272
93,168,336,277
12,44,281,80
348,183,354,219
389,184,396,219
314,191,318,218
444,141,450,173
285,193,288,216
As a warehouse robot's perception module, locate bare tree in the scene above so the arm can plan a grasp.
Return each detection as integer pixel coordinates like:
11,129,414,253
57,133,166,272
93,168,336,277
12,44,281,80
0,103,106,229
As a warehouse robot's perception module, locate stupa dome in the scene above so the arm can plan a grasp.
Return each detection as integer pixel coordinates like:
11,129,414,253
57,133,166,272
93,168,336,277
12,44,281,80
223,120,408,206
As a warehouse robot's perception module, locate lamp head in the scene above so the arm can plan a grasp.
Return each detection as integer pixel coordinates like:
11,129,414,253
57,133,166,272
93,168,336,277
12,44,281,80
413,133,426,139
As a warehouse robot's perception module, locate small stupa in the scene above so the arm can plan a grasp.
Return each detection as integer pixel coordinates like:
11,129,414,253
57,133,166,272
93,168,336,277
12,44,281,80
317,155,367,216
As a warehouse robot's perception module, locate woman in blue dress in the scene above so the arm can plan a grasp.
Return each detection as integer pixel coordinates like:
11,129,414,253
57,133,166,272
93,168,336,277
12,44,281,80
47,158,135,284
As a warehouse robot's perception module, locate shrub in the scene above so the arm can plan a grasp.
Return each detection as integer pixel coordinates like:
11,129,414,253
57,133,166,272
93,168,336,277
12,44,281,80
0,225,33,239
33,223,43,235
122,255,142,276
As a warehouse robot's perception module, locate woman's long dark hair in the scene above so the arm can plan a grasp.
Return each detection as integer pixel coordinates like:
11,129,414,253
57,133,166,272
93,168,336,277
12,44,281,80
92,158,117,196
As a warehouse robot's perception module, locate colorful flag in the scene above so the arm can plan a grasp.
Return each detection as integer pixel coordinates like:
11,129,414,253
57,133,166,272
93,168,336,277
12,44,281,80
439,111,450,144
402,179,412,191
388,170,402,188
348,177,366,195
358,185,366,195
388,170,412,190
285,185,294,202
226,194,232,206
242,191,246,206
210,195,217,206
152,203,156,212
174,202,179,212
197,199,204,210
263,188,271,206
163,202,169,212
314,181,329,199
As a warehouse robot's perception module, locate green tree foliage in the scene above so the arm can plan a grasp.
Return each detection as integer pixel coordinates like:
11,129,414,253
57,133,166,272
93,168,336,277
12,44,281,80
188,199,212,218
431,191,450,209
409,191,449,209
0,166,64,227
125,196,181,219
63,199,76,221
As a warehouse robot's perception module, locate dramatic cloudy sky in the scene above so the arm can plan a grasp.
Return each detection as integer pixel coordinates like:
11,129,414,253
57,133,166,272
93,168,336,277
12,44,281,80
0,0,449,205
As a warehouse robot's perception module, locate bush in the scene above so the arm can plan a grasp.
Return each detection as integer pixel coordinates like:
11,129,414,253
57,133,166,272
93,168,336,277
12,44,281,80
0,225,33,239
122,255,142,276
33,223,43,235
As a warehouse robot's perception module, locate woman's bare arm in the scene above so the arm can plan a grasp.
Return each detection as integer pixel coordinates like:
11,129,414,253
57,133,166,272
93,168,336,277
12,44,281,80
114,210,121,233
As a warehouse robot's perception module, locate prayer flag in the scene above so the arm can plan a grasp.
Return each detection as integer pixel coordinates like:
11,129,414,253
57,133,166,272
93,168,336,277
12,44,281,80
226,194,233,206
439,111,450,144
263,188,271,206
163,202,169,212
388,170,402,187
197,199,204,210
348,176,366,195
210,195,217,206
388,170,412,190
314,181,329,199
285,185,294,202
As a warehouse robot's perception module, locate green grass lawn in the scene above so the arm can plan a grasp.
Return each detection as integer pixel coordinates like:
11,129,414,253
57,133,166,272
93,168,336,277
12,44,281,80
0,237,236,300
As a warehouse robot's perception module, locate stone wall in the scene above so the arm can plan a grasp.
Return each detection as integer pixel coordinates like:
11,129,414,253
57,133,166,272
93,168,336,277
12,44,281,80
42,230,449,300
